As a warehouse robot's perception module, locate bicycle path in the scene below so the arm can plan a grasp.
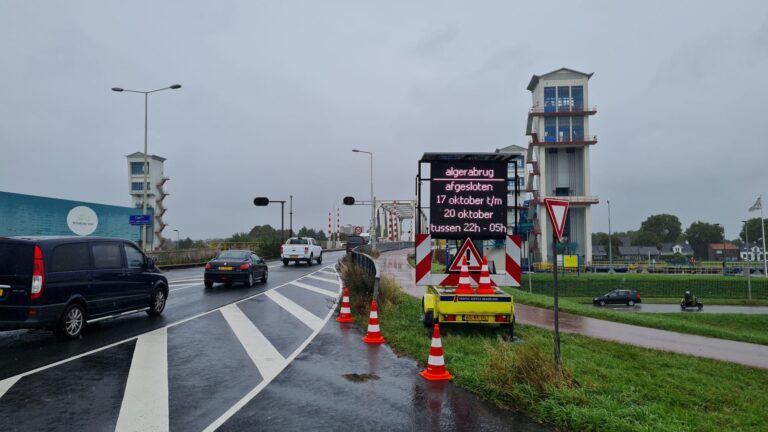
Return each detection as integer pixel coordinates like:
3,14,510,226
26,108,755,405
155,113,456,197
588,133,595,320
378,249,768,370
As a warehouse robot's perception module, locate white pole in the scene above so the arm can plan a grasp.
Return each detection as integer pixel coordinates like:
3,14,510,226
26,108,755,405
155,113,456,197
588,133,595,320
762,201,767,278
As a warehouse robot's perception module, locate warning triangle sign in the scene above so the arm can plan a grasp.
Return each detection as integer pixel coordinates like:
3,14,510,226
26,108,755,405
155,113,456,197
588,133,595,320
448,238,483,272
544,198,570,242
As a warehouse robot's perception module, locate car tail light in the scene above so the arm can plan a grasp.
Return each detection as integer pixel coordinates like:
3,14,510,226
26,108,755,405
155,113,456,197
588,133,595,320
442,314,456,321
280,245,284,254
31,245,44,300
636,293,641,299
494,315,509,323
239,263,250,271
304,247,309,254
205,263,212,270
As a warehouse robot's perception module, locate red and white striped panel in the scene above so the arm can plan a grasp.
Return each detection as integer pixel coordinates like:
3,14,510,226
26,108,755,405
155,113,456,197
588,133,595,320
415,234,521,287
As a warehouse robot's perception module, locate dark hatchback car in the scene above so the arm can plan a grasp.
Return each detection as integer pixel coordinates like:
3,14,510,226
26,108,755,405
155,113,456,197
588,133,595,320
204,250,268,288
593,289,642,307
0,236,168,339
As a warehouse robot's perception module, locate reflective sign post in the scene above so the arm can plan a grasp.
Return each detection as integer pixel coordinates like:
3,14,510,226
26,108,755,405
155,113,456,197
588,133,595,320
552,234,561,370
544,198,569,371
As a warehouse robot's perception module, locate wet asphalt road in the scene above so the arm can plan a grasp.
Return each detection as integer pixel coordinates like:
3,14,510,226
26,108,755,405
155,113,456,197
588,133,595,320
0,249,549,431
0,256,340,380
598,304,768,314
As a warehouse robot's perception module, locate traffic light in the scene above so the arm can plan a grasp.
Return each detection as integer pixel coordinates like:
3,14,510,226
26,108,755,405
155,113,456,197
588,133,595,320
253,197,270,206
343,196,355,205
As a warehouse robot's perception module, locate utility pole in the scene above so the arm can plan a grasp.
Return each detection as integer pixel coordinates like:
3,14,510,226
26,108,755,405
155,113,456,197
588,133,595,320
289,195,293,237
608,199,614,273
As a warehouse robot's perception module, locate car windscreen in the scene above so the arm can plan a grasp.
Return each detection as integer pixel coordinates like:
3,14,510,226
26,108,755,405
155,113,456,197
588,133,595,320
217,251,248,260
0,242,33,275
288,239,309,245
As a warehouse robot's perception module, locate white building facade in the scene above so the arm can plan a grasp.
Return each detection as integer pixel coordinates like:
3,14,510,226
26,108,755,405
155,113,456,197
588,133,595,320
126,152,169,250
525,68,598,264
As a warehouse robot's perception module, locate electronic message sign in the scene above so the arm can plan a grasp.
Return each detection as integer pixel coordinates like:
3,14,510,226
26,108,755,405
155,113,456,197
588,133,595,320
429,160,507,239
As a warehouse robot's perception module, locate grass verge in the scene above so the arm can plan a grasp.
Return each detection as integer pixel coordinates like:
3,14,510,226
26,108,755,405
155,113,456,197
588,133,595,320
505,288,768,346
371,290,768,432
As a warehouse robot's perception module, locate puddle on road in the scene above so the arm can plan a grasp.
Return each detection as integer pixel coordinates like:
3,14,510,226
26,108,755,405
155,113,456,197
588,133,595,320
342,373,380,383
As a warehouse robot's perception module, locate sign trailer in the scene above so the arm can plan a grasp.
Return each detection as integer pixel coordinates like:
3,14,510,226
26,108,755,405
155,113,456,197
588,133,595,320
416,152,523,335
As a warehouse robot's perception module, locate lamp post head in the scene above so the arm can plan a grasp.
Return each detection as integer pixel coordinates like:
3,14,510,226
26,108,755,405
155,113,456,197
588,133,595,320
352,149,360,153
169,84,182,89
111,87,124,92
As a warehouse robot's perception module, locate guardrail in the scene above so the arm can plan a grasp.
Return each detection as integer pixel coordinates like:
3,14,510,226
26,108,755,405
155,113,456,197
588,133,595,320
349,242,414,298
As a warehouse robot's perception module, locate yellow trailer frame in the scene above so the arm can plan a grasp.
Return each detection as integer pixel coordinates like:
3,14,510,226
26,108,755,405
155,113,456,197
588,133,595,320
421,285,515,336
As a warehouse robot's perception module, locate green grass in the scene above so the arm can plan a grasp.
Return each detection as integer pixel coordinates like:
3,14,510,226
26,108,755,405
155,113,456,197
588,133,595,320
370,290,768,432
505,288,768,346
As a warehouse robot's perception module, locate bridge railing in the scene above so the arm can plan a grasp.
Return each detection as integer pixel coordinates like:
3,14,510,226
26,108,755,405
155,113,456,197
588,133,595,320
349,242,414,298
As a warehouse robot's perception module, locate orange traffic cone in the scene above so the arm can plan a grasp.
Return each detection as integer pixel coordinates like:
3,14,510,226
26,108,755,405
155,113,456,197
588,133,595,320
362,299,385,344
476,256,495,295
454,256,474,294
420,324,453,381
336,287,354,323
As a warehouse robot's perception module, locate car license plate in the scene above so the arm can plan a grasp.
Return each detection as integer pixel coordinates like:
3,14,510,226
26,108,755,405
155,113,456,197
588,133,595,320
463,315,487,322
218,266,233,271
290,255,299,259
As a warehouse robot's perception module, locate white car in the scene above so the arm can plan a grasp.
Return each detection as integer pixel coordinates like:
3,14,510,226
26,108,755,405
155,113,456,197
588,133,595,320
281,237,323,266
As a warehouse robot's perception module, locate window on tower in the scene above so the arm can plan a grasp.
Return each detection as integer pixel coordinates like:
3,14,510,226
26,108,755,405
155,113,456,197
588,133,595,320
557,86,571,111
544,87,556,112
572,86,584,110
558,117,571,142
545,117,557,142
130,162,145,175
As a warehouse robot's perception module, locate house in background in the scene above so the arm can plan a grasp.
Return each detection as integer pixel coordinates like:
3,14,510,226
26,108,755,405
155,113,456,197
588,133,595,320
618,246,660,261
707,243,740,262
660,242,694,257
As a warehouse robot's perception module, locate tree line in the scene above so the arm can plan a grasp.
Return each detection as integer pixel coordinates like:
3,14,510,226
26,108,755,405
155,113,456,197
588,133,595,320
593,214,766,259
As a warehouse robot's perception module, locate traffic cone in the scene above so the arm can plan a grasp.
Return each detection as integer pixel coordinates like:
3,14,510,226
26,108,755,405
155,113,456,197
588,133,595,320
362,299,385,344
336,287,354,323
420,324,453,381
454,256,474,294
476,256,495,295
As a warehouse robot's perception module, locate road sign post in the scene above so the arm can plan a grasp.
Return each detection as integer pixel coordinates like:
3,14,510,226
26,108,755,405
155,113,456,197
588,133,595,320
544,198,570,371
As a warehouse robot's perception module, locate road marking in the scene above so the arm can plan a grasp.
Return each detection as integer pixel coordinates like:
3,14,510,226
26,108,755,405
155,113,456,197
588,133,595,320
0,265,341,405
115,328,169,432
318,270,338,277
221,304,286,381
168,277,203,284
289,281,339,298
268,264,282,268
202,267,341,432
264,290,324,331
170,283,203,292
0,376,21,400
304,274,338,284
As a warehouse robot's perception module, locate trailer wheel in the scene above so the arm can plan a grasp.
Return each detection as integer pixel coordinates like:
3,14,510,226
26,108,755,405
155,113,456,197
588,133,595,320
421,297,435,328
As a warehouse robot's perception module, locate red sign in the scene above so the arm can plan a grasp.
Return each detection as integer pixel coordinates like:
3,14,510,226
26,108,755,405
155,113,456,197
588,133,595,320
354,226,363,235
448,238,483,272
544,198,570,242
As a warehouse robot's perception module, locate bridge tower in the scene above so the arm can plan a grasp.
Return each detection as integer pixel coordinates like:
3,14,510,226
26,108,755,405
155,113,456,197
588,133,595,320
525,68,598,264
126,152,170,250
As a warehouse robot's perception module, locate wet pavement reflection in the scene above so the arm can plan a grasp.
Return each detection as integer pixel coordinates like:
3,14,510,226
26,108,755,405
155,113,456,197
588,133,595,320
379,249,768,370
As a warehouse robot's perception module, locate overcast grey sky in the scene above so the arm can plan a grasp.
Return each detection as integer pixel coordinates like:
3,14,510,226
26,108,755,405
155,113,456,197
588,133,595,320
1,1,766,240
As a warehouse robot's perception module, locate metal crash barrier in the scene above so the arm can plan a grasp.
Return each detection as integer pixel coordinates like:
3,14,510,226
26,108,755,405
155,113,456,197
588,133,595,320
346,242,413,299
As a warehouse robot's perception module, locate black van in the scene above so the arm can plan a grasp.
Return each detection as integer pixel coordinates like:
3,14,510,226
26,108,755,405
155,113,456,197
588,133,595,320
0,236,168,339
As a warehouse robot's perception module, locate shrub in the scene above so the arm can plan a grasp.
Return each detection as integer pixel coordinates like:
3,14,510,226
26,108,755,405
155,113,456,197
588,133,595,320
481,337,575,409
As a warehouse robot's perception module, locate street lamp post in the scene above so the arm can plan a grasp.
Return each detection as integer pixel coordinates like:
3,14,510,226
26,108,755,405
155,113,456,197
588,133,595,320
253,198,286,244
172,229,180,243
112,84,181,251
742,220,752,300
607,199,614,273
352,149,376,251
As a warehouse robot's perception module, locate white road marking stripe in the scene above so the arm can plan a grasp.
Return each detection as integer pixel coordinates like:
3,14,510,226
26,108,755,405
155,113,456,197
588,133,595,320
268,264,281,268
304,274,338,284
0,376,21,400
168,277,203,284
115,328,169,432
202,271,342,432
221,305,286,381
318,270,337,276
265,290,324,331
169,280,203,287
170,284,203,292
289,281,338,298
